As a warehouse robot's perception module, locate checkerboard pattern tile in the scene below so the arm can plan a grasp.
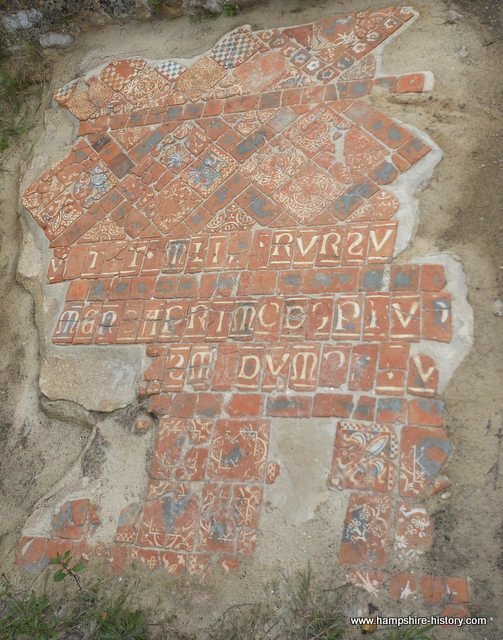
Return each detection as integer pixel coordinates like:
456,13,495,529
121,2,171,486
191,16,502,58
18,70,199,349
210,29,261,69
154,60,186,81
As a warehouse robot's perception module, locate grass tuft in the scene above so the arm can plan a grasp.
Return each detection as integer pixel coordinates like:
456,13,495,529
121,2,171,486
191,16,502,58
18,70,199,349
0,27,46,156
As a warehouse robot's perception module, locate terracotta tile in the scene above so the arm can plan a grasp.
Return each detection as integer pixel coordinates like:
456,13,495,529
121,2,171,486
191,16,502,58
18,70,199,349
175,56,226,101
137,483,199,551
330,421,397,492
394,502,432,562
399,426,452,497
207,419,270,482
225,394,263,417
339,493,392,567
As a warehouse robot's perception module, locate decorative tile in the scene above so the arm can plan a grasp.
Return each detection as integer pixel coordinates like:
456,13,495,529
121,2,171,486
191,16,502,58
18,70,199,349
340,493,392,567
37,192,81,240
242,138,307,196
204,202,254,232
394,502,432,563
137,483,199,551
202,74,249,100
154,60,186,81
274,166,344,224
211,28,261,69
181,145,236,197
329,421,397,492
150,417,212,481
79,216,127,243
120,67,171,109
207,419,270,482
100,58,145,91
175,56,225,101
284,104,350,157
72,164,116,209
399,427,452,497
233,50,288,93
146,180,201,234
198,483,262,552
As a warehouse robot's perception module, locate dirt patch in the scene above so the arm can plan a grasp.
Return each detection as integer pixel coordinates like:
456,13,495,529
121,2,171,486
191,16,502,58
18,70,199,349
0,1,501,638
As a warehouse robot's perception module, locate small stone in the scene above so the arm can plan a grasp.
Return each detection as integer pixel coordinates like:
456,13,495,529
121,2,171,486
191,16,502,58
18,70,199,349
1,9,43,31
39,32,74,48
134,415,154,433
441,492,452,500
494,300,503,317
446,9,463,24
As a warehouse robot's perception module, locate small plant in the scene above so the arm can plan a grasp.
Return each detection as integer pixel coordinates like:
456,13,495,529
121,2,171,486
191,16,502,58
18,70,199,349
223,2,238,17
304,609,345,639
49,550,86,591
91,593,148,640
0,577,61,640
0,26,45,156
379,625,435,640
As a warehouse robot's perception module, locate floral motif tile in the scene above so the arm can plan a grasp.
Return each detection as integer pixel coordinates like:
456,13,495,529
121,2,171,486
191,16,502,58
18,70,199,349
330,420,397,492
340,493,392,567
394,501,432,563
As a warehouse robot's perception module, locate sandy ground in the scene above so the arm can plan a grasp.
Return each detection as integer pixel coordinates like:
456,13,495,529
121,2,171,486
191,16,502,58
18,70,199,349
0,0,502,638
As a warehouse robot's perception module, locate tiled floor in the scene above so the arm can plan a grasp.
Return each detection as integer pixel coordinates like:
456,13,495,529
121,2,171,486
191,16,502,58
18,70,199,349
18,5,470,615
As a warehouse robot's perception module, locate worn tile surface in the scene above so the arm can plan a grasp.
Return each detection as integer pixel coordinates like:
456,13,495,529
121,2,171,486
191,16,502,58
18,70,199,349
18,5,471,607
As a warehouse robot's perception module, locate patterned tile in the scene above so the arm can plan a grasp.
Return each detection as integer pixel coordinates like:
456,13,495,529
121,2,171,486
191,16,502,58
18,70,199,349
145,180,201,234
394,502,432,563
399,427,452,497
330,421,397,492
204,202,254,232
175,56,225,101
242,138,307,196
181,145,236,197
273,166,344,224
100,58,146,91
137,483,199,551
207,419,270,482
233,50,289,93
211,28,261,69
340,493,392,567
154,60,186,81
120,67,171,109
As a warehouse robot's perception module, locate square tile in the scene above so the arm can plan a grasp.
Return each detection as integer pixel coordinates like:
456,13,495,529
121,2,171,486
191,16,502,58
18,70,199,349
150,417,212,481
273,166,344,224
340,493,392,567
181,145,236,197
399,427,452,497
154,60,186,81
175,56,225,101
207,419,270,482
146,180,202,234
330,421,397,492
137,483,199,551
211,29,261,69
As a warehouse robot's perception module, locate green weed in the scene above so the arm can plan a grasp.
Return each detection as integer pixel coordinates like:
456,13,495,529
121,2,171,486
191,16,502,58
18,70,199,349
49,550,86,591
223,3,238,16
378,625,435,640
0,578,61,640
0,27,45,155
89,593,148,640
